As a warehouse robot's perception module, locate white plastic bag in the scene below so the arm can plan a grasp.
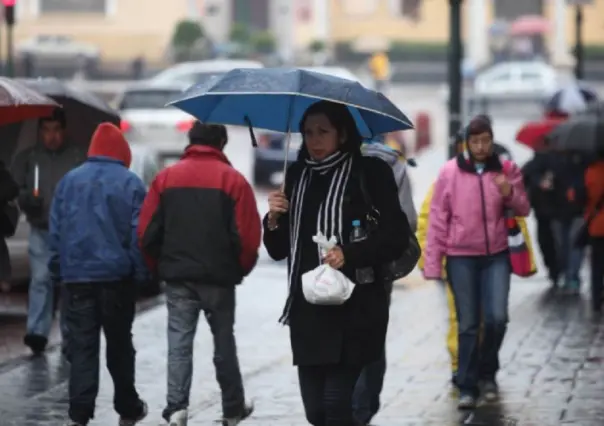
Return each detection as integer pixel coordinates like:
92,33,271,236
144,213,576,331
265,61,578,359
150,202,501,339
301,233,356,305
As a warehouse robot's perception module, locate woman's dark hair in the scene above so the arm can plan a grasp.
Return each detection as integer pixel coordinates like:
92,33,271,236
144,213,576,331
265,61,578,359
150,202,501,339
297,101,362,160
466,115,493,139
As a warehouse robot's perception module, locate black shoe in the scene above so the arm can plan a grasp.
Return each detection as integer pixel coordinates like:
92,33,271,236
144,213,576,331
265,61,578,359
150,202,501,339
23,334,47,355
223,402,254,426
119,400,148,425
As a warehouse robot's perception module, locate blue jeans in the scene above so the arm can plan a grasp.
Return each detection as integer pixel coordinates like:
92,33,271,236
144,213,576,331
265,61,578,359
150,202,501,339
446,251,511,397
551,218,585,286
26,227,67,343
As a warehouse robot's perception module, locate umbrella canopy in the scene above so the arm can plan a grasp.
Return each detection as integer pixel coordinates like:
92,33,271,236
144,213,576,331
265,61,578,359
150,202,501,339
0,78,120,163
168,67,414,139
516,118,566,150
546,117,604,152
545,84,598,115
509,15,550,36
0,77,59,126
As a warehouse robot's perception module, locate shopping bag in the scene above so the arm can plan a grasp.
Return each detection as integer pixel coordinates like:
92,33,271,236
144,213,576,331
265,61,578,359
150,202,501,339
301,233,355,305
506,213,536,278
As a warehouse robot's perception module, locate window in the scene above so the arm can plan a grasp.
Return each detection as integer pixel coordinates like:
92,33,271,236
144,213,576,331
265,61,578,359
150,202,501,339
38,0,108,14
118,90,182,110
342,0,377,16
390,0,421,20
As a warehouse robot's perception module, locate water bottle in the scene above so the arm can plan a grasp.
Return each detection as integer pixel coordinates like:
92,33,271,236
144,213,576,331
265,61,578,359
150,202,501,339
350,220,375,284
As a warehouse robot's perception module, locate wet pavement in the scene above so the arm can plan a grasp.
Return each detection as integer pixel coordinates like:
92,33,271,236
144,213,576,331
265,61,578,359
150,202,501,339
0,263,603,426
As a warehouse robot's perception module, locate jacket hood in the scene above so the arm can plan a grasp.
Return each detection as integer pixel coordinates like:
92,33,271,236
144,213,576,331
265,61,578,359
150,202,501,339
361,142,399,166
456,151,503,174
87,123,132,168
182,144,231,165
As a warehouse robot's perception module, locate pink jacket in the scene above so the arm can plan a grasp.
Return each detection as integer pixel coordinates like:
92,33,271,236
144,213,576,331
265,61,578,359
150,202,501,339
423,157,530,279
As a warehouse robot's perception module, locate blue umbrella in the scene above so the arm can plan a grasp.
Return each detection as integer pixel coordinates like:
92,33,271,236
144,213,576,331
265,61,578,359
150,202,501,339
168,68,413,142
546,84,599,115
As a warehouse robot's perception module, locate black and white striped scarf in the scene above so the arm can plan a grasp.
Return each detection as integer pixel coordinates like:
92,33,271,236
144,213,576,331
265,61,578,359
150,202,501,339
279,150,354,323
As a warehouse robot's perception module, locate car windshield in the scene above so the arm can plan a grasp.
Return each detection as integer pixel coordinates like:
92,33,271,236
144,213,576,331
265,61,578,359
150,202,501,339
182,71,226,86
118,90,182,110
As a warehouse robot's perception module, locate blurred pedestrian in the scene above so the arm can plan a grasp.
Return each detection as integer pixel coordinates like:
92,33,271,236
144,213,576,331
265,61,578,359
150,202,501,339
368,51,390,93
424,116,530,409
584,158,604,312
352,135,417,425
263,101,410,426
138,122,260,426
48,123,149,426
547,151,588,293
0,161,20,285
11,108,85,355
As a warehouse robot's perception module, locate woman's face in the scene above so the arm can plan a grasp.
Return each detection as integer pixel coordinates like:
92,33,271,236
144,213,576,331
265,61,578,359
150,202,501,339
467,131,493,162
302,113,342,161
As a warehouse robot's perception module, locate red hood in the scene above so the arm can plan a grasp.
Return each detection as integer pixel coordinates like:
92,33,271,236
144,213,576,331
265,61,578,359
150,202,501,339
182,144,230,165
87,122,132,168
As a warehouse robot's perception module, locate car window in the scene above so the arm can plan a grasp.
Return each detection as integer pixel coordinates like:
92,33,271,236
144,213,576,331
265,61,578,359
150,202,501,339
118,89,182,110
183,71,226,86
519,70,542,82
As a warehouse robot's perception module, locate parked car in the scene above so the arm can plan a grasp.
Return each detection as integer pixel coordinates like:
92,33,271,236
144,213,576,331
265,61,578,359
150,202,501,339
16,35,100,71
4,144,163,290
252,66,361,187
115,81,193,147
473,61,559,100
148,59,264,87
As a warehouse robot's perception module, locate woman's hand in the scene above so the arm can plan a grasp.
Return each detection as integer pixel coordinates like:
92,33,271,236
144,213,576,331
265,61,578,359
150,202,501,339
324,246,345,269
268,191,289,221
493,173,512,197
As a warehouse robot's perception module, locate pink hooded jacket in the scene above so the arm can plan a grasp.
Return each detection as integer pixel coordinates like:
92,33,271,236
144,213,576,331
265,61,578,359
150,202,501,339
423,155,530,279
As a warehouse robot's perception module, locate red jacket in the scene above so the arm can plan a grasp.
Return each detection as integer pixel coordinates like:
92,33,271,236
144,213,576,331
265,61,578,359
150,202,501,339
137,145,261,284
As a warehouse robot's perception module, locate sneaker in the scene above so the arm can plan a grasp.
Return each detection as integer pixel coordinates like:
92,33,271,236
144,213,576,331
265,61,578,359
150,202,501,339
118,400,148,426
167,409,188,426
222,403,254,426
481,380,498,401
457,394,476,410
23,334,47,355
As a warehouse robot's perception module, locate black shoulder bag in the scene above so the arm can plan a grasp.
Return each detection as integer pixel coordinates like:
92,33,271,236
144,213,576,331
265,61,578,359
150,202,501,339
575,192,604,248
358,168,421,281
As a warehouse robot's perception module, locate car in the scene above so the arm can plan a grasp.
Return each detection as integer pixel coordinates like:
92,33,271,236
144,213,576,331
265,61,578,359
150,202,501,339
251,66,364,187
115,82,194,149
147,59,264,87
473,61,559,99
4,144,163,289
16,34,100,69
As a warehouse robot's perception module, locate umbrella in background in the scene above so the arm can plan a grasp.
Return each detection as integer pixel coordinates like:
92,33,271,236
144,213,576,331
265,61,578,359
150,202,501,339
509,15,550,36
516,118,566,149
0,77,59,126
546,116,604,152
0,78,120,164
545,84,598,115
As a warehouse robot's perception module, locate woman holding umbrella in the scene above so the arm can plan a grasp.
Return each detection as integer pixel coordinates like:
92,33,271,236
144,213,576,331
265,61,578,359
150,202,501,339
264,101,409,425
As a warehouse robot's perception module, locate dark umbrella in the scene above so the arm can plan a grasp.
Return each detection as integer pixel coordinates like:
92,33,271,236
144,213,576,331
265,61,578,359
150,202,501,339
546,116,604,152
0,78,120,163
0,77,59,125
545,84,598,115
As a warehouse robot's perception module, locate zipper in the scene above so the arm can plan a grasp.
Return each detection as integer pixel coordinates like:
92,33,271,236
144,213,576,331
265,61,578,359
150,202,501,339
478,174,491,255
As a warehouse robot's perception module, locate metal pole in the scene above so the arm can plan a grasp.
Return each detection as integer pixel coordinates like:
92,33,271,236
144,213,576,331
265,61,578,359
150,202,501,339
6,21,12,77
574,5,583,80
448,0,463,158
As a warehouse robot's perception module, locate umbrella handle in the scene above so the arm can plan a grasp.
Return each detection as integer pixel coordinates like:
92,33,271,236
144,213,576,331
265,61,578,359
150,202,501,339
281,131,292,193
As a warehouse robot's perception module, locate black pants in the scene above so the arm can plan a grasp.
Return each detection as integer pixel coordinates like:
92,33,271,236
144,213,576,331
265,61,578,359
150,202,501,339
536,216,558,280
351,281,392,424
298,364,362,426
591,238,604,311
65,281,141,425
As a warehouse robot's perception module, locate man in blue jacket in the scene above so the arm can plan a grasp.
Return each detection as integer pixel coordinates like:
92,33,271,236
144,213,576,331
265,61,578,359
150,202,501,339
49,122,148,426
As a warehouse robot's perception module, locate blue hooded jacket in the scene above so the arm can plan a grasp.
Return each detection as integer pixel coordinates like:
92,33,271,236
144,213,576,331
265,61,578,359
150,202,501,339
48,123,149,284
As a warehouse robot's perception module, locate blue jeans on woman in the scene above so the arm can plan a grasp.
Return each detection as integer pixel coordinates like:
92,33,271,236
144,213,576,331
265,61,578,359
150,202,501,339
446,251,511,397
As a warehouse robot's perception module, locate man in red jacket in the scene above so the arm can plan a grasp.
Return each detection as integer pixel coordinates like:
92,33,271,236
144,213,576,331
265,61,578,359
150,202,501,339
138,122,261,426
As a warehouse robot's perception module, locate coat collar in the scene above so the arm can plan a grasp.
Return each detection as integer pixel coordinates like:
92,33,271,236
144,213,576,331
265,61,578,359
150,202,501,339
182,145,230,165
456,151,503,174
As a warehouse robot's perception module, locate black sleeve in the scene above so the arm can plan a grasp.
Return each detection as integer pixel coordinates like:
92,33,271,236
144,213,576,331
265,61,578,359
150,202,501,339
262,163,300,262
341,157,410,268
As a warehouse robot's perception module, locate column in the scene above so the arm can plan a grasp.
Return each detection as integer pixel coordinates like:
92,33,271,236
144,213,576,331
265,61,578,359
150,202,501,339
466,0,489,68
313,0,329,42
551,0,570,65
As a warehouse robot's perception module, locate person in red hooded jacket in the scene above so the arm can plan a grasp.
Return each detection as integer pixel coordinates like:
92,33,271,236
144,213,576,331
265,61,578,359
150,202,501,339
48,122,149,426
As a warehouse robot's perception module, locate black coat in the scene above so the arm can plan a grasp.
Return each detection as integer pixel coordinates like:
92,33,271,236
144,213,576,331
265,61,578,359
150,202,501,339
263,155,410,367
